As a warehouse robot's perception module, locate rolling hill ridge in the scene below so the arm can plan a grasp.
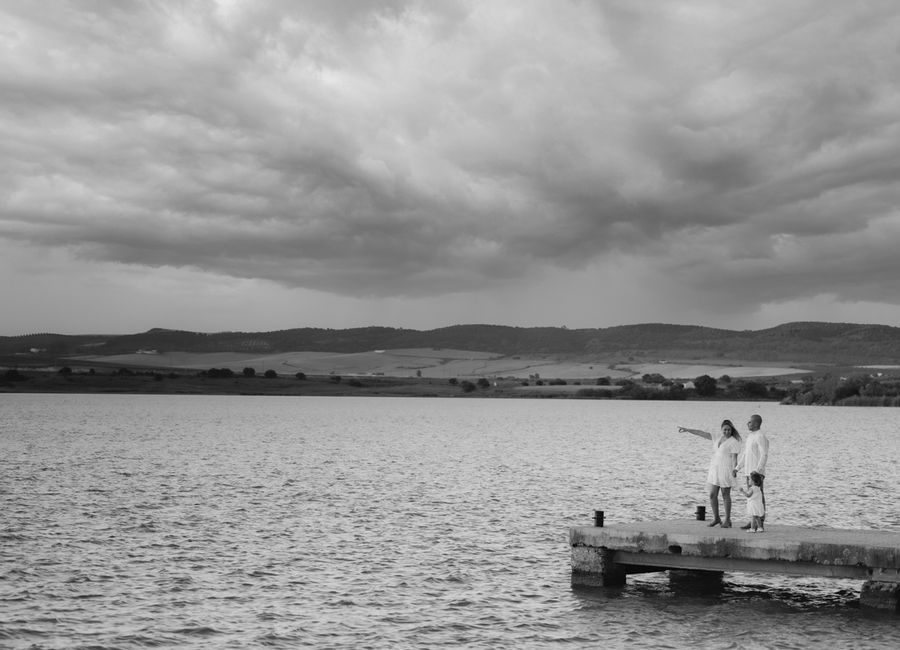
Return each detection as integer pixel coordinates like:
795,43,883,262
4,321,900,365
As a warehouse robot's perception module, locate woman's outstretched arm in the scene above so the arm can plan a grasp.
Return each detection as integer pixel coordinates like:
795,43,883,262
678,427,712,440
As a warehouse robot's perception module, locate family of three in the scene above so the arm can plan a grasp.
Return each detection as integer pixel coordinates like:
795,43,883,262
678,415,770,532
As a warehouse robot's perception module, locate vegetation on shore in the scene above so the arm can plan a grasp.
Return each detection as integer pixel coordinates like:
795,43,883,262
4,364,900,405
4,320,900,404
782,372,900,406
1,366,466,398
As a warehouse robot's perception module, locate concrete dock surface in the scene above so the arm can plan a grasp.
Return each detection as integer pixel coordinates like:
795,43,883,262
571,519,900,609
571,520,900,570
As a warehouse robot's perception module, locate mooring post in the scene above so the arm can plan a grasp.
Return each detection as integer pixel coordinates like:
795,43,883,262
695,505,706,521
593,510,604,527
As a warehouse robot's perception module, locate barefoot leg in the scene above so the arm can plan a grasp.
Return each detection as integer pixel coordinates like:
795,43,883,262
707,484,721,525
721,488,732,527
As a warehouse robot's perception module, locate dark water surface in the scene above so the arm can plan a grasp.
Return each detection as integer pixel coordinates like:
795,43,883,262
2,394,899,648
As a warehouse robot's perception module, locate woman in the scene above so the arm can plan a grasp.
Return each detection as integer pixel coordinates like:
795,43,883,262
678,420,742,528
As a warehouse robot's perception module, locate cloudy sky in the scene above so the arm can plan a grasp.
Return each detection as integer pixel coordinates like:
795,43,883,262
3,0,900,335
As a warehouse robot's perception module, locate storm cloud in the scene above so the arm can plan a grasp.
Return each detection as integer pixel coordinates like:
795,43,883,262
2,0,900,333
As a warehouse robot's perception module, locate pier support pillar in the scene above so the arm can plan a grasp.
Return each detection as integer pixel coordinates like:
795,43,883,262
860,581,900,612
571,546,626,587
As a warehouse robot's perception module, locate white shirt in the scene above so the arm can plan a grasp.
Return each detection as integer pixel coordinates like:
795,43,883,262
738,430,770,476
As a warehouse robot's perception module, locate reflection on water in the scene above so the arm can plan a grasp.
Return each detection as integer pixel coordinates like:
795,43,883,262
2,394,900,649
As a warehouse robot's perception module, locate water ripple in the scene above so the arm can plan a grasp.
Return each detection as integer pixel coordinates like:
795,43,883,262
2,395,900,648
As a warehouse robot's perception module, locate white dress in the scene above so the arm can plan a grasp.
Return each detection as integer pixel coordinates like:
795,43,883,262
745,486,765,517
706,432,740,488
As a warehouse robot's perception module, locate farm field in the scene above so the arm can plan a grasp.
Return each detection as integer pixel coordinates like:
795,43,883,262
72,348,810,381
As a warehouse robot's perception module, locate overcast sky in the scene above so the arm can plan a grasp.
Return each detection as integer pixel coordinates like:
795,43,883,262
3,1,900,335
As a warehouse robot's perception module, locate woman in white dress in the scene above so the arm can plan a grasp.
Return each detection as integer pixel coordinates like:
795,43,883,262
678,420,742,528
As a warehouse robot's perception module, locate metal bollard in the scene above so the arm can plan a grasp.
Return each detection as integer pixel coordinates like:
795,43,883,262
593,510,605,527
695,505,706,521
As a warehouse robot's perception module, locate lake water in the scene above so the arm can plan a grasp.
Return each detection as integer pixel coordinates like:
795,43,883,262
2,394,900,649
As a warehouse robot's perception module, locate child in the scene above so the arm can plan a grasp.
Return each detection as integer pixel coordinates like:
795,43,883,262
740,471,766,533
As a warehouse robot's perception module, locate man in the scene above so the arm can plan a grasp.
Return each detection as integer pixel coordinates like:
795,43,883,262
734,414,769,529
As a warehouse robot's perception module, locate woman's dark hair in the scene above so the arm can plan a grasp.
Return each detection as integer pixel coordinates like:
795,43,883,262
720,419,741,441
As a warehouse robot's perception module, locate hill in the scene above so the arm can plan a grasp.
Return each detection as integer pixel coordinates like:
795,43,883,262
4,321,900,366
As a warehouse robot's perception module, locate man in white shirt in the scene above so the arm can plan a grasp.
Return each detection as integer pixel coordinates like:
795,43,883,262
735,414,770,529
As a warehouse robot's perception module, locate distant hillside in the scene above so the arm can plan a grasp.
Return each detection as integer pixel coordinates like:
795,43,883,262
3,322,900,365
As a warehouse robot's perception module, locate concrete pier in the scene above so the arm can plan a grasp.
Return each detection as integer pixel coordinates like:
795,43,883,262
570,520,900,611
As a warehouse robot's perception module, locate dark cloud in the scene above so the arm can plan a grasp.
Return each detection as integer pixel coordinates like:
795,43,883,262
2,0,900,330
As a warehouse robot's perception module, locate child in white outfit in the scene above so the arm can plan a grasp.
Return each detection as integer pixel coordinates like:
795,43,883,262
740,472,766,532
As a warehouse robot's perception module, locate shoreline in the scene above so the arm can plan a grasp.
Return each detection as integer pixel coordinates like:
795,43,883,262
0,370,774,401
5,354,899,405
